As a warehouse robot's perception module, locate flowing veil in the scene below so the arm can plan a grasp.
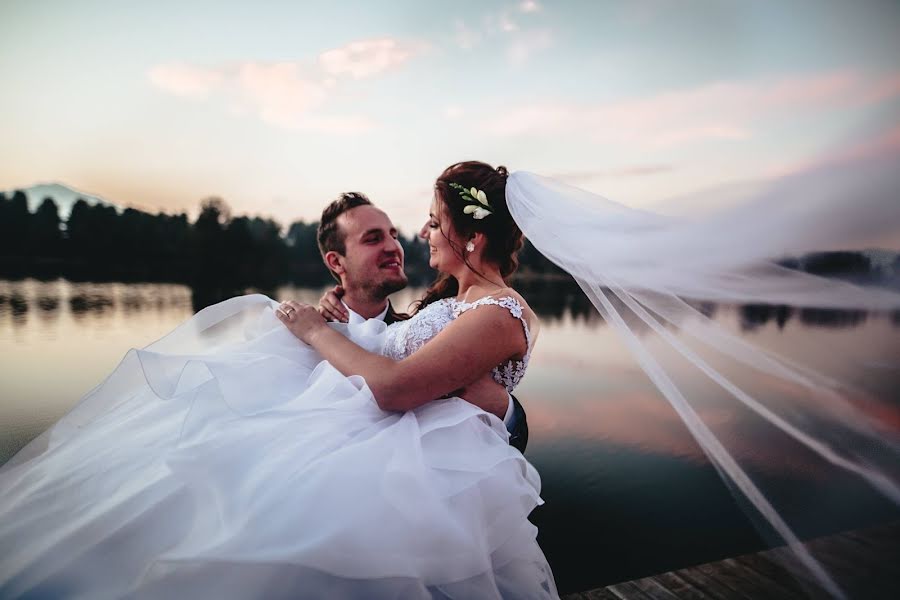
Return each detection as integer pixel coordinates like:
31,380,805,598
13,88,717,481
505,142,900,599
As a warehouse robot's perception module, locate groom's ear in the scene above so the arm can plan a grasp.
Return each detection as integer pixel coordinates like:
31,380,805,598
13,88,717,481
324,251,346,276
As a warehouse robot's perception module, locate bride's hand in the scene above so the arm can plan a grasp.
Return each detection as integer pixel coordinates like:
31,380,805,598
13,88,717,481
276,300,328,344
317,285,348,323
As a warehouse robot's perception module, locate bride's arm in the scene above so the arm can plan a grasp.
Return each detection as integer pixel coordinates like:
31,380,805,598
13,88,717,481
277,302,526,412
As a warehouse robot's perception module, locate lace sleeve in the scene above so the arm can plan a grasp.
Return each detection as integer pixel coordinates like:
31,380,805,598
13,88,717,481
452,296,533,392
451,296,532,358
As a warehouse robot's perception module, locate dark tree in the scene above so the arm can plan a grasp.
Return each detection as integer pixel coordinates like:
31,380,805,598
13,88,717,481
192,197,232,281
66,199,92,256
31,197,63,253
804,251,871,280
0,190,30,256
286,220,329,282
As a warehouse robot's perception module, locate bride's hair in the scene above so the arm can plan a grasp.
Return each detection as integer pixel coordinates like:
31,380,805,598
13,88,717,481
414,161,524,312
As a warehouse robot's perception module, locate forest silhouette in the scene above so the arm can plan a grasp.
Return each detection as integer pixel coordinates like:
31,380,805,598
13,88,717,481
0,191,569,288
1,190,896,326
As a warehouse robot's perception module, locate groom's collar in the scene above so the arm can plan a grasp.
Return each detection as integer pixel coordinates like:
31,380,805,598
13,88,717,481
341,300,390,325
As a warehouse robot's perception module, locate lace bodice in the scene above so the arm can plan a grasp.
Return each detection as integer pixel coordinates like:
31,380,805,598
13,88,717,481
382,296,533,393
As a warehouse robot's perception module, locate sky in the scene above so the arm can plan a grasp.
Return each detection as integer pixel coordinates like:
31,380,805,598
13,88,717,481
1,0,899,235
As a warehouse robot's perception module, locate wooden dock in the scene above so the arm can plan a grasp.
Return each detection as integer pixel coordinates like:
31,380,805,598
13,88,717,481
564,520,900,599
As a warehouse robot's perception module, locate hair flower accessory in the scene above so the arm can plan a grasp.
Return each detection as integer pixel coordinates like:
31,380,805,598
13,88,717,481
449,183,493,219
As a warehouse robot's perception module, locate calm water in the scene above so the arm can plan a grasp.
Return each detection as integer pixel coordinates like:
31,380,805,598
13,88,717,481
1,278,899,594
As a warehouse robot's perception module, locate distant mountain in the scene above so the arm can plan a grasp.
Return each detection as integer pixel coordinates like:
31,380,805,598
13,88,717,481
862,248,900,272
2,182,121,220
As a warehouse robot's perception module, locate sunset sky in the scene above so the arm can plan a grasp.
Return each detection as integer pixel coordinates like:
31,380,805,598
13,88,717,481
2,0,899,235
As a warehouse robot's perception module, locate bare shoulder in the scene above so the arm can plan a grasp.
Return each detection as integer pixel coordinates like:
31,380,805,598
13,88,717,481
459,287,540,343
488,287,537,323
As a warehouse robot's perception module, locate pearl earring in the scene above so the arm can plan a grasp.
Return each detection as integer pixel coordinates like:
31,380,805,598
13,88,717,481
466,240,475,253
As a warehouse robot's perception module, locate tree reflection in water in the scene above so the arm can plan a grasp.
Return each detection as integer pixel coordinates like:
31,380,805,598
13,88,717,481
0,278,896,333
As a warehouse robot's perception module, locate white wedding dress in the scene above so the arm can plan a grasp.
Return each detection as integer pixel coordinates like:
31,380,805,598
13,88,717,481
0,294,558,599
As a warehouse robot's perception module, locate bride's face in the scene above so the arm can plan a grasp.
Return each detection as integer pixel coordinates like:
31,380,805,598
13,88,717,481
420,195,463,272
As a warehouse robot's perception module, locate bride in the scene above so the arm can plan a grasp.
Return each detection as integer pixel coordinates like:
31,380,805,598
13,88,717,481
0,161,559,599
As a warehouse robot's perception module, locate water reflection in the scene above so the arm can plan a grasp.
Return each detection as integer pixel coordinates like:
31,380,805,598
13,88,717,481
0,280,195,329
0,278,896,333
520,279,895,332
739,303,874,331
69,293,114,316
36,296,59,312
1,293,29,321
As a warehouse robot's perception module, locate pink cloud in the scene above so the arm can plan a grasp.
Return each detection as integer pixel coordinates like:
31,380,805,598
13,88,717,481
766,123,900,178
147,63,223,99
318,38,426,80
147,37,424,135
550,164,675,182
485,70,900,146
235,62,329,129
863,73,900,105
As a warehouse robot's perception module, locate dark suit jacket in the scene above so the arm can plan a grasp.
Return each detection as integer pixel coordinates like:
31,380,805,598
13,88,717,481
384,301,529,454
507,395,529,454
383,302,408,326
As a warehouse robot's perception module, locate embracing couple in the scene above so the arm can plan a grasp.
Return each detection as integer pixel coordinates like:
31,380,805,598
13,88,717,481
0,160,558,599
296,168,529,453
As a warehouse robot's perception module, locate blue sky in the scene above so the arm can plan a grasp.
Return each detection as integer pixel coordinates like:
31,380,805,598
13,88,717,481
1,0,898,234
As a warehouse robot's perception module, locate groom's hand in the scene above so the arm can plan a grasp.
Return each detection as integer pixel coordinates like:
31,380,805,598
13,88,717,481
317,285,349,323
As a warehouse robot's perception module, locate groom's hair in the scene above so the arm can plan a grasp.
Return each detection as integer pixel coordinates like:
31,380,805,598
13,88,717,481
317,192,373,280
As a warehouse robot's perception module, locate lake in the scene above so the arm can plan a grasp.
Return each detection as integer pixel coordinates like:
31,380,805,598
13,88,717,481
1,277,898,594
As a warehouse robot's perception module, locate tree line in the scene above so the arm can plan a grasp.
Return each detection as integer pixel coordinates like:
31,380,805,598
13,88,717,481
2,190,895,291
0,191,568,287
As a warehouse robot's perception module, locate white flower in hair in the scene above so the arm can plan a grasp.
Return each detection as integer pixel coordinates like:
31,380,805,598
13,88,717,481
450,182,493,219
463,204,492,219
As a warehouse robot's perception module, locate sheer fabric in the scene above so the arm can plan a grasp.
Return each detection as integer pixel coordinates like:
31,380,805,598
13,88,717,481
0,295,558,599
505,144,900,599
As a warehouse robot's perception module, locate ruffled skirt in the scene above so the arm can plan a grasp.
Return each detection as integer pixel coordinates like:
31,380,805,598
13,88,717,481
0,295,557,599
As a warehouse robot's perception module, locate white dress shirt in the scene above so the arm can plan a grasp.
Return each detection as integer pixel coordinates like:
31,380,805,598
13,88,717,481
341,300,389,325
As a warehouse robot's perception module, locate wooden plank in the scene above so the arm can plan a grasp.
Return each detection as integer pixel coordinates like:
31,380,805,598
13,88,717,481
761,546,827,591
844,528,900,553
565,521,900,600
605,580,655,599
731,553,809,597
854,520,900,543
819,534,897,578
762,544,894,600
580,588,621,600
806,538,883,579
652,571,720,600
629,577,683,600
842,530,883,550
693,561,770,600
675,566,755,600
719,558,803,600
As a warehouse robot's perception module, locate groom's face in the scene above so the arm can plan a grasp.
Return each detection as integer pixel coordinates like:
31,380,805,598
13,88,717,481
336,205,408,299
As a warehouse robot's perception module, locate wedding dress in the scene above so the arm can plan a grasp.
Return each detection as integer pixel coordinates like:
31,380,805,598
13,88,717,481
0,294,558,599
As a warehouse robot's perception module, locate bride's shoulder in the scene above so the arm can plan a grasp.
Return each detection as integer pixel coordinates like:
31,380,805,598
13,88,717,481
455,287,539,326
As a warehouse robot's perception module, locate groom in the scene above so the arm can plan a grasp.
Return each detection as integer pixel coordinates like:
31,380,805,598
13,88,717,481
315,192,529,453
